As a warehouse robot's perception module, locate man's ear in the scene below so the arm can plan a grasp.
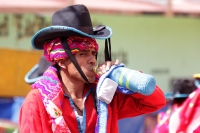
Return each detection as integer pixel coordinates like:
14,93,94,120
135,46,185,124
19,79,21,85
57,59,67,69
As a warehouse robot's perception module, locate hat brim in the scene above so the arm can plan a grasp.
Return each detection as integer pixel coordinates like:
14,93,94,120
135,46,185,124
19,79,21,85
165,93,189,99
165,93,173,100
31,26,112,50
24,64,43,84
173,94,189,98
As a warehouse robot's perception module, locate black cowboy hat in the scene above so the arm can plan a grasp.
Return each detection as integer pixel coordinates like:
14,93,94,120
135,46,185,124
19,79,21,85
165,78,196,100
31,4,112,50
172,79,196,98
30,4,112,84
164,78,196,106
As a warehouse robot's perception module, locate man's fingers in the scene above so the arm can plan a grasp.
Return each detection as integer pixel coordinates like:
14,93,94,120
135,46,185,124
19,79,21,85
97,59,120,74
114,59,120,65
101,63,106,73
106,61,112,71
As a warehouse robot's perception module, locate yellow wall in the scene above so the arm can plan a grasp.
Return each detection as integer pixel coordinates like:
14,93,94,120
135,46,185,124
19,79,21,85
0,48,42,97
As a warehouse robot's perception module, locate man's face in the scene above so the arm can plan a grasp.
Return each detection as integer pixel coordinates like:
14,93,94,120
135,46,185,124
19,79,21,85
66,48,97,83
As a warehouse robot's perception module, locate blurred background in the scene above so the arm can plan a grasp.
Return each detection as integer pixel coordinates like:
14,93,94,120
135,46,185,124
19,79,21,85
0,0,200,132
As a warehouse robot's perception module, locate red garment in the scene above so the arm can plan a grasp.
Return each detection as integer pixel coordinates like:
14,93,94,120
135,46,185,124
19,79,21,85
153,104,179,133
153,110,171,133
169,89,200,133
194,126,200,133
19,85,165,133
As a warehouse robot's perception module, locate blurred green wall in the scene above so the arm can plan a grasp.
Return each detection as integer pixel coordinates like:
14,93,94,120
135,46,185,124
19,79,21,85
93,14,200,92
0,13,200,96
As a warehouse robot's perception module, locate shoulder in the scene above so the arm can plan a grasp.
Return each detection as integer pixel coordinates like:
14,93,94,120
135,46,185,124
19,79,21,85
22,89,43,110
20,89,47,118
19,89,51,132
25,89,41,102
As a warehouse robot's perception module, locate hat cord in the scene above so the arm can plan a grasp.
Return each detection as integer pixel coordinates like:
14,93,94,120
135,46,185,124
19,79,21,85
61,37,90,83
61,37,98,114
104,38,112,61
61,37,112,115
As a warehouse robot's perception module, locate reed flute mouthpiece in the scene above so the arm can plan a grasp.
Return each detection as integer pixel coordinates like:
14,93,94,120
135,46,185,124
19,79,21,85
93,66,103,75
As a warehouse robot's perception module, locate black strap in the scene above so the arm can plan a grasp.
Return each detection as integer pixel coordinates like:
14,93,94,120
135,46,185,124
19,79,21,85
60,37,89,83
104,38,112,61
96,52,98,60
61,37,98,114
91,86,98,115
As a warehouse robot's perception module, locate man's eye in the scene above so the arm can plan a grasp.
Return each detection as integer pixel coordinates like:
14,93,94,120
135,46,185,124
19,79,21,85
93,52,97,56
80,53,86,55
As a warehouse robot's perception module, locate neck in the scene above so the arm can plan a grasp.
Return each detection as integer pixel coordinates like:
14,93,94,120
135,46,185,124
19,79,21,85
64,83,85,99
60,70,85,99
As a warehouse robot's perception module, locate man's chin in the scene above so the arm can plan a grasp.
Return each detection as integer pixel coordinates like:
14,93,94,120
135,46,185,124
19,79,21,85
88,77,96,83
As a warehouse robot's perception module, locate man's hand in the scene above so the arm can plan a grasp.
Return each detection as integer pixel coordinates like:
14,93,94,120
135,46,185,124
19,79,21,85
94,59,120,75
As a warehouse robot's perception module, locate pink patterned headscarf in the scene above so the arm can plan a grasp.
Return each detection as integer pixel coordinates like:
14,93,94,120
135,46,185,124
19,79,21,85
43,36,99,64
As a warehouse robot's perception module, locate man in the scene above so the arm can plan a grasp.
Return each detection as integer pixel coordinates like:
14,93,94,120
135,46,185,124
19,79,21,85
19,4,166,133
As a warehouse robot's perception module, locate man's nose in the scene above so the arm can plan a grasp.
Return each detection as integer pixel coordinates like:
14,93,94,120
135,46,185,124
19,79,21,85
88,55,97,65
